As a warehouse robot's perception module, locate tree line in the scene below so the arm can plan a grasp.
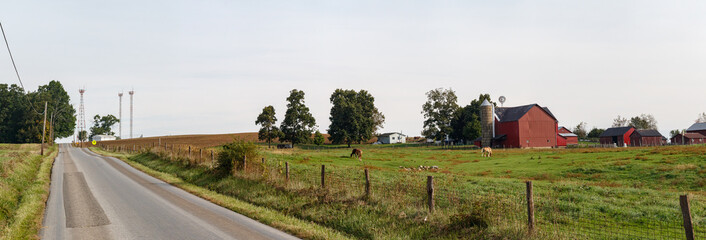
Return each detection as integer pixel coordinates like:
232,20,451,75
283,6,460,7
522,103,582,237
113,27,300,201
0,81,75,143
256,89,384,148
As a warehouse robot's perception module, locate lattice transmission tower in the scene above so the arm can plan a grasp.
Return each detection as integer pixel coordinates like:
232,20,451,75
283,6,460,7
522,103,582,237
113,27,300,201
77,88,86,142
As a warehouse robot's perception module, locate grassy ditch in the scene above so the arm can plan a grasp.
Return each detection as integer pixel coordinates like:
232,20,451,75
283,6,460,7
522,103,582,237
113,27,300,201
0,144,57,240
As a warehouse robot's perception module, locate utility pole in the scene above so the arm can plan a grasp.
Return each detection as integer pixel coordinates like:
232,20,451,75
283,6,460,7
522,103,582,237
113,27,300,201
118,92,123,139
41,102,47,155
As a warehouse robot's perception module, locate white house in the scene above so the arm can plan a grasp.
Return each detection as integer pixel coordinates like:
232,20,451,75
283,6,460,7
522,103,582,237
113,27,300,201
378,132,406,144
92,135,117,141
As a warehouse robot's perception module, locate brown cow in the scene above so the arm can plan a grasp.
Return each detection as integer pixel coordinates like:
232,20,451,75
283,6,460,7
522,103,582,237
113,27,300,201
350,148,363,161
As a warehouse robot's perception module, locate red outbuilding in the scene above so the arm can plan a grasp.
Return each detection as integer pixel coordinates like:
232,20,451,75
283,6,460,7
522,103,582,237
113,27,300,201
671,132,706,145
629,129,664,146
598,126,635,147
556,126,578,147
491,104,558,148
686,123,706,136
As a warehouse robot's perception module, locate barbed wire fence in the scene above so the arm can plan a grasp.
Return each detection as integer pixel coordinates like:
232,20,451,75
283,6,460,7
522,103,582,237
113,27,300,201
97,142,705,239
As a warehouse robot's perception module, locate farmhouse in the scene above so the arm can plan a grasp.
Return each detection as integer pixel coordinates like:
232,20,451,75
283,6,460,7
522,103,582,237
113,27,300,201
598,126,635,147
479,101,558,148
671,132,706,145
686,122,706,135
92,135,116,141
629,129,664,146
378,132,406,144
557,126,578,147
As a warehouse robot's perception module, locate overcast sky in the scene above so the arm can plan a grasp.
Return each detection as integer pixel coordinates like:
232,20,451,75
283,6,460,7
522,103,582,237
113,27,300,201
2,1,706,142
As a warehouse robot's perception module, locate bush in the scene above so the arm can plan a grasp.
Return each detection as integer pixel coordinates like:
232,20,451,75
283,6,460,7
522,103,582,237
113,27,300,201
217,139,260,173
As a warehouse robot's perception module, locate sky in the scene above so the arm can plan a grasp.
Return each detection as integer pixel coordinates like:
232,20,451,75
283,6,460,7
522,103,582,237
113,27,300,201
2,0,706,142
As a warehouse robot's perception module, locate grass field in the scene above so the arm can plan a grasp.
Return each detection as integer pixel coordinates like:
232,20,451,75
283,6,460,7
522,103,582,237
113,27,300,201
95,135,706,239
0,144,57,240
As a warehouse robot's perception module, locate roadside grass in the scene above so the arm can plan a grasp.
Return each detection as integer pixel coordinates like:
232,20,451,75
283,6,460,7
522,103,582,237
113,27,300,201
91,147,353,240
0,144,57,240
93,143,706,239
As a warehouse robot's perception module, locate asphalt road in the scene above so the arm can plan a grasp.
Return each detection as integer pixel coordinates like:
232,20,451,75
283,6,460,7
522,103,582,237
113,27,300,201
41,144,299,240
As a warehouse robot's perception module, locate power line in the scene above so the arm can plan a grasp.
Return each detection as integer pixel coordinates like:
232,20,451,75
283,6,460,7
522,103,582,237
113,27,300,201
1,20,43,115
0,21,25,90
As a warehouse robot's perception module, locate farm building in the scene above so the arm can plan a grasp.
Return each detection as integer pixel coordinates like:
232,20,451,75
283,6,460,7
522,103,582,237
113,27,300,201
686,122,706,135
557,126,578,147
92,135,116,141
670,132,706,145
629,129,664,146
378,132,406,144
479,101,558,148
598,126,635,147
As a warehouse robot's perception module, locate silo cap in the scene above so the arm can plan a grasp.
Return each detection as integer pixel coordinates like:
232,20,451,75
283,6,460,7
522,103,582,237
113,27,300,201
481,99,492,106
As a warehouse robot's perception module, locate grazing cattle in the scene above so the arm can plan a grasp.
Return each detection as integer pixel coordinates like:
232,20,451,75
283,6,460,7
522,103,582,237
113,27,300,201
350,148,363,161
481,147,492,157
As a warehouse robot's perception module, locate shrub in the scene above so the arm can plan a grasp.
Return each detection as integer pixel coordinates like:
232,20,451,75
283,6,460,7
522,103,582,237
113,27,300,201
216,139,259,173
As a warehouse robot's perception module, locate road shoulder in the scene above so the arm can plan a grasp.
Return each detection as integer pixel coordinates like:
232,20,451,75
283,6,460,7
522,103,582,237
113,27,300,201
88,147,351,240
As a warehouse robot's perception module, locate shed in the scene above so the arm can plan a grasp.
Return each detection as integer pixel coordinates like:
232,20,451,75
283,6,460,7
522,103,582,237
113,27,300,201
378,132,406,144
491,104,558,148
629,129,664,146
598,126,635,147
686,122,706,136
670,132,706,145
92,135,116,141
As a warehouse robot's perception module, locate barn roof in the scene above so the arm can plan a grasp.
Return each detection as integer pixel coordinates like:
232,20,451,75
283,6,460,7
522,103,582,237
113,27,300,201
559,133,578,137
632,129,663,137
687,122,706,132
494,104,557,122
599,126,634,137
378,132,405,137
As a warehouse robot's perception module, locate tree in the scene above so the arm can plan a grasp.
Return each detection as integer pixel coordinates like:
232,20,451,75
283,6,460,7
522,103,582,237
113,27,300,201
280,89,316,147
421,88,459,141
450,94,494,143
629,114,658,130
77,130,88,142
587,128,605,138
327,89,385,147
0,84,33,143
89,114,119,139
612,115,628,127
32,80,76,143
313,131,325,145
573,122,587,139
696,112,706,123
255,105,282,148
670,129,681,138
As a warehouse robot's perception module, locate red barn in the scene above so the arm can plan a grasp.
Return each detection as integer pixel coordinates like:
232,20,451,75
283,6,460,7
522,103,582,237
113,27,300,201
671,133,706,145
599,126,635,147
557,126,578,147
491,104,558,148
629,129,664,146
686,123,706,136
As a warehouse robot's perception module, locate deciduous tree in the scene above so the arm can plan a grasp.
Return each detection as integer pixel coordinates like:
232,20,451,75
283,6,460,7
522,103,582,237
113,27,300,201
573,122,587,139
421,88,459,141
327,89,384,147
256,105,282,148
696,112,706,123
280,89,316,147
89,114,119,139
587,128,605,138
629,114,658,130
612,115,628,127
450,94,493,143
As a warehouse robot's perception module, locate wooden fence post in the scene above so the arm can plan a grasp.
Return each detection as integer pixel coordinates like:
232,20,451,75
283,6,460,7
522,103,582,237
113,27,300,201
526,181,535,233
243,156,247,171
427,176,434,213
285,162,290,182
211,150,214,167
321,165,326,188
262,157,265,164
188,146,191,160
199,149,203,163
364,168,371,200
681,194,695,240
